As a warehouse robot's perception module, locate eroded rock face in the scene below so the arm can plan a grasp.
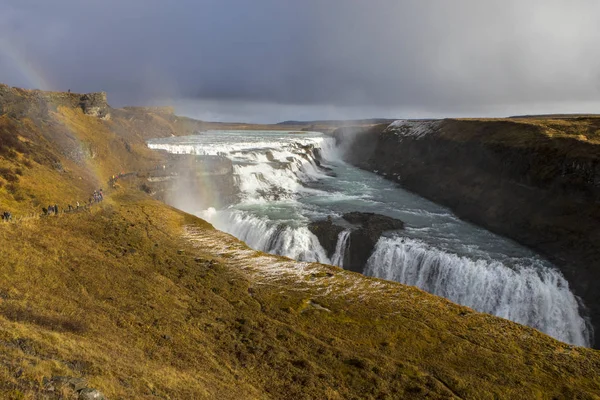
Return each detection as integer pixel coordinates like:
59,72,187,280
79,92,110,119
148,154,239,210
342,212,404,273
309,212,404,273
0,84,111,120
308,219,345,258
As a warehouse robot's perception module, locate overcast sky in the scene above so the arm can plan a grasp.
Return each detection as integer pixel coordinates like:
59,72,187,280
1,0,599,122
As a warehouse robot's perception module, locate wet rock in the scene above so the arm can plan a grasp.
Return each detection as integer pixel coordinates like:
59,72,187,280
343,212,405,231
309,212,404,273
342,212,404,273
308,219,345,257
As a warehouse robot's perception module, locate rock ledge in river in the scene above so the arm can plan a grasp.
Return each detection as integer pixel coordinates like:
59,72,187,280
342,212,404,273
309,212,404,273
308,219,345,258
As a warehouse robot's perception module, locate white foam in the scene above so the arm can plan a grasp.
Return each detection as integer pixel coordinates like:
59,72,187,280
365,236,592,347
201,209,330,264
149,131,329,202
331,230,351,267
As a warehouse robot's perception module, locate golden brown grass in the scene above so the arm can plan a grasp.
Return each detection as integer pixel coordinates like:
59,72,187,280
0,192,599,399
449,117,600,146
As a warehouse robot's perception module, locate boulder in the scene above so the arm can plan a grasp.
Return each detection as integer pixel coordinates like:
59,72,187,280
78,388,107,400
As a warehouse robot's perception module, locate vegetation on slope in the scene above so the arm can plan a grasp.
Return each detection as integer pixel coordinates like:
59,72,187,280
452,117,600,145
0,85,600,399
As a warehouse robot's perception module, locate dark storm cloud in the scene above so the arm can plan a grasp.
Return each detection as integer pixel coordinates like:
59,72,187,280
1,0,600,121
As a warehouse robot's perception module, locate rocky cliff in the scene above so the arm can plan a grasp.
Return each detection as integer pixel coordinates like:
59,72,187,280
333,117,600,348
0,83,110,120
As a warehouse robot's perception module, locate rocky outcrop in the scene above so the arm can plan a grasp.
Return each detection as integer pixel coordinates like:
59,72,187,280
309,212,404,273
333,118,600,347
79,92,110,119
0,83,110,120
342,212,404,273
43,376,106,400
308,219,345,257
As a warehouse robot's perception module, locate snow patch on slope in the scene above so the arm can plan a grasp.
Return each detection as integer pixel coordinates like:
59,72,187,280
386,120,441,139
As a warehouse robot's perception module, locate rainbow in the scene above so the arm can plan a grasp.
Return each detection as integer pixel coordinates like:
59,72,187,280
0,38,53,91
0,40,112,186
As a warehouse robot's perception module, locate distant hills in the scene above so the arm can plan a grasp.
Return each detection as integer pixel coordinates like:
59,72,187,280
509,113,600,119
277,118,397,126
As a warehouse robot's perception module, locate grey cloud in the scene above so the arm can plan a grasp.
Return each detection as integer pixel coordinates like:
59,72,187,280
1,0,600,122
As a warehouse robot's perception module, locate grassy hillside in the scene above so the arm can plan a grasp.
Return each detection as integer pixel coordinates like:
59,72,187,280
449,117,600,146
1,85,600,399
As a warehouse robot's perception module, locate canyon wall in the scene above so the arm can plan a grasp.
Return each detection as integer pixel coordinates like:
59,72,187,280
333,118,600,347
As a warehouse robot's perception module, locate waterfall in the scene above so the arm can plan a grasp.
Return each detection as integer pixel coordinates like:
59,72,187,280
365,236,591,347
149,133,331,203
200,209,330,263
331,230,351,267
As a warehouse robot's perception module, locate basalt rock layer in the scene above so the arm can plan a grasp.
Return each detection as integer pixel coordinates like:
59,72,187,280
309,212,404,272
307,219,345,258
342,212,405,273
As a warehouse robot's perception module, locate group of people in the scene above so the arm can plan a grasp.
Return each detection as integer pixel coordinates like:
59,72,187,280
39,189,104,217
2,187,107,224
43,204,60,215
90,189,104,204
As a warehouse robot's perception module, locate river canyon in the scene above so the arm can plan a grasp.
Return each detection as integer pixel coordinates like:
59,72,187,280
148,127,593,347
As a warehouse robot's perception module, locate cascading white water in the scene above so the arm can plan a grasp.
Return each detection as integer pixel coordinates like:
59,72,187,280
200,208,330,263
331,230,351,267
149,132,329,202
148,129,592,347
365,236,591,347
151,131,333,263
